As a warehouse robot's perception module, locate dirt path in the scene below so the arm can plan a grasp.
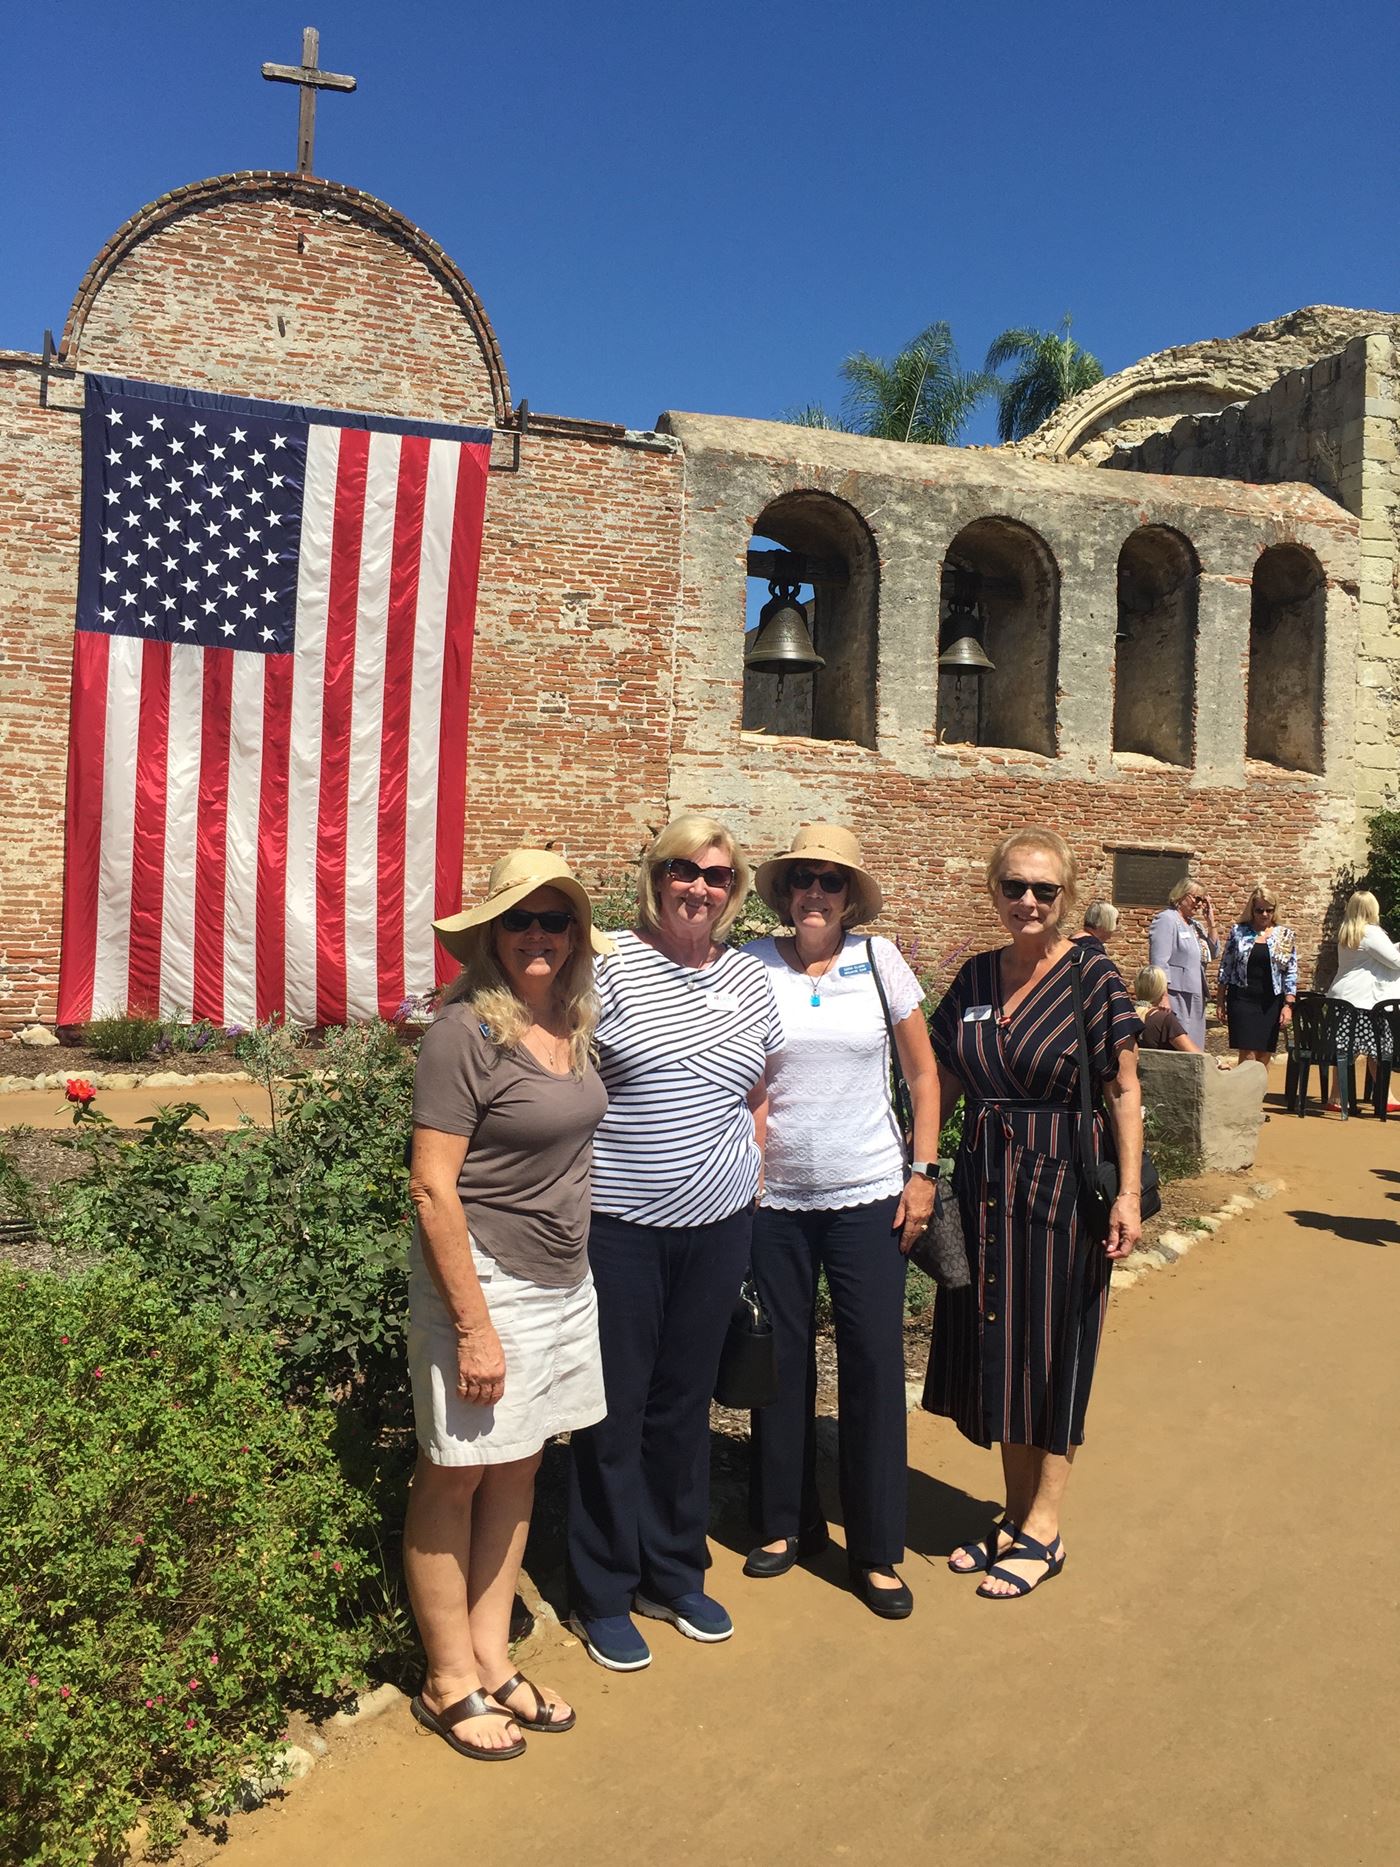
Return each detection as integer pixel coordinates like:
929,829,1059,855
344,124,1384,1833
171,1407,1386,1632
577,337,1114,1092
182,1111,1399,1867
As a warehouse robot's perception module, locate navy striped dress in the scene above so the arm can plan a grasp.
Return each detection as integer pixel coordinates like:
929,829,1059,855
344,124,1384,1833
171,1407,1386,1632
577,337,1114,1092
922,944,1140,1454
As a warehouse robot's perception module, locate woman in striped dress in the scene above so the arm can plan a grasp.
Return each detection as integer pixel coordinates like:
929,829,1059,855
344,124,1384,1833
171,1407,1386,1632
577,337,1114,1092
922,828,1143,1599
567,815,783,1671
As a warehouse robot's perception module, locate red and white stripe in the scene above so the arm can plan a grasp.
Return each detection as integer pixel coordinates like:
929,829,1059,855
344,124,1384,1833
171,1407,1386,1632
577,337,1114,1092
58,421,487,1028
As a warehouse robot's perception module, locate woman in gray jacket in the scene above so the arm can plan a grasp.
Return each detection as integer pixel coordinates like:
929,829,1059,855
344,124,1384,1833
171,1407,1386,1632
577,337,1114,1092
1147,879,1219,1049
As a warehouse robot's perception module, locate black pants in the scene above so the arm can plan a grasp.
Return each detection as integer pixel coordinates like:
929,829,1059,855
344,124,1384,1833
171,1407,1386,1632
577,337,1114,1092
748,1195,907,1569
567,1206,752,1618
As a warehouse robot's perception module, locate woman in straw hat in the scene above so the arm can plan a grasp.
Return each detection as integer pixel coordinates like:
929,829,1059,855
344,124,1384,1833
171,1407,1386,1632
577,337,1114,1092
742,824,939,1619
403,850,613,1761
567,814,783,1673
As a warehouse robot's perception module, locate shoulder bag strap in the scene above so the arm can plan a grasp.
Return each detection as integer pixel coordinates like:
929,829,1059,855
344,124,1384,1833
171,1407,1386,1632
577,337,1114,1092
1066,945,1099,1178
867,937,913,1155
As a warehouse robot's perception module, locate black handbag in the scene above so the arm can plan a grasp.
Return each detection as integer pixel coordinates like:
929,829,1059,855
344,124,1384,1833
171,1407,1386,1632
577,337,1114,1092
868,939,971,1290
1067,945,1161,1242
713,1272,778,1409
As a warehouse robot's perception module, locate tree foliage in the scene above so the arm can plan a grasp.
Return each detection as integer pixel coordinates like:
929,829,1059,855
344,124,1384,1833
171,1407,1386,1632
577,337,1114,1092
786,321,993,445
984,315,1105,443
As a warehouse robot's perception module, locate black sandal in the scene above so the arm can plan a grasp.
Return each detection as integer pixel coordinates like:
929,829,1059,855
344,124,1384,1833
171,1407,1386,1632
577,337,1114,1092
410,1689,526,1760
487,1671,576,1734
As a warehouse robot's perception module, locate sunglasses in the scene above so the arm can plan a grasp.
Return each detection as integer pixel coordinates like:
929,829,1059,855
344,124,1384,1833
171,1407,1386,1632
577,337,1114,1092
998,878,1064,906
660,857,736,890
787,867,847,895
499,908,575,934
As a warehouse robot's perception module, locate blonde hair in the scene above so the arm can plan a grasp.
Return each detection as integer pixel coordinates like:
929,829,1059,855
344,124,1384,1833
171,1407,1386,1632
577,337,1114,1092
1243,884,1278,919
637,814,752,941
1083,900,1118,935
986,827,1078,923
1168,876,1199,907
1135,965,1167,1004
1339,890,1381,950
441,919,599,1079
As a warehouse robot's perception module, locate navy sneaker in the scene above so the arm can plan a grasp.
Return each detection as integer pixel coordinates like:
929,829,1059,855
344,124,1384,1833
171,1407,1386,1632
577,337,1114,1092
633,1591,734,1643
568,1612,652,1672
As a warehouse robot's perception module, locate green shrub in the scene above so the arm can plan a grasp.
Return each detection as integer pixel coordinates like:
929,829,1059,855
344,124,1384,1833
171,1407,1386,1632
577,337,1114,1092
0,1263,375,1865
81,1008,165,1063
1362,808,1400,933
51,1021,416,1421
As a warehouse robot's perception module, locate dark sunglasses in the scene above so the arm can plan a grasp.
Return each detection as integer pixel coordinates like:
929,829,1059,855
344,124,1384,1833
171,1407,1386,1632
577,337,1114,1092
499,907,575,933
998,878,1064,906
787,867,847,895
660,857,735,890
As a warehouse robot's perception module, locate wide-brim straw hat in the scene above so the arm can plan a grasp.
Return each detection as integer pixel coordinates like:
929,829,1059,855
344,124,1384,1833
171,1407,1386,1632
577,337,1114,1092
755,823,883,925
433,849,615,962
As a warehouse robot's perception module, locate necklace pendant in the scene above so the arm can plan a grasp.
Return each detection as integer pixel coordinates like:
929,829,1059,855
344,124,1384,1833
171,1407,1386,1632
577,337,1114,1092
810,988,821,1007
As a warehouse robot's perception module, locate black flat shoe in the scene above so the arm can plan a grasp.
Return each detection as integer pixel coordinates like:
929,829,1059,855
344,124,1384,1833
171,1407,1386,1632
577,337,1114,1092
849,1564,913,1619
742,1523,829,1578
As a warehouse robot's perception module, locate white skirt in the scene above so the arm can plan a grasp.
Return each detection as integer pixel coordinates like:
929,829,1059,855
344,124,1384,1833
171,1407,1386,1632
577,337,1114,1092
407,1240,606,1467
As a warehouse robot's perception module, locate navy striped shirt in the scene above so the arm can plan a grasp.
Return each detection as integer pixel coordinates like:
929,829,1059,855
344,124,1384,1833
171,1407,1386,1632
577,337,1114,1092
591,930,784,1227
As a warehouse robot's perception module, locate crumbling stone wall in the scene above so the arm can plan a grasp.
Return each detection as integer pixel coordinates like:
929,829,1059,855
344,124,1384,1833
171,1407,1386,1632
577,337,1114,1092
1017,306,1400,465
1107,334,1400,828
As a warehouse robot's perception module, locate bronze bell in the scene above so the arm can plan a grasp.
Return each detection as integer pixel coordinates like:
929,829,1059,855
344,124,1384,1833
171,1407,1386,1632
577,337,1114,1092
745,581,824,676
938,632,995,672
938,581,994,673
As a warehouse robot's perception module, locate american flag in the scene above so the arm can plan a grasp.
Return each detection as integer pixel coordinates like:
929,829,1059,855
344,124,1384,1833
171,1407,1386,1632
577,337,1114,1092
57,373,492,1029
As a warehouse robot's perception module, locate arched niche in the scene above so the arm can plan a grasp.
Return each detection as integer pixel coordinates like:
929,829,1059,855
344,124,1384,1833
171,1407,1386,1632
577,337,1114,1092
1247,544,1325,773
742,490,878,748
1113,526,1199,766
937,517,1059,756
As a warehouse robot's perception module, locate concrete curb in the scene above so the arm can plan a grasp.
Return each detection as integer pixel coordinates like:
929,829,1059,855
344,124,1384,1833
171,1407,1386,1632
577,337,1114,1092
1111,1178,1286,1292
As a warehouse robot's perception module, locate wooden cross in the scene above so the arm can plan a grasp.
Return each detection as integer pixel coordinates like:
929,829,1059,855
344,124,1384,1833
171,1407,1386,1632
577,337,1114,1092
261,27,356,176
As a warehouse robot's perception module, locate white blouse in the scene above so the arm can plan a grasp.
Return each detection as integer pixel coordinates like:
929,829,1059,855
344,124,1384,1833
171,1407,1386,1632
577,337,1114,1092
1327,925,1400,1009
746,933,924,1211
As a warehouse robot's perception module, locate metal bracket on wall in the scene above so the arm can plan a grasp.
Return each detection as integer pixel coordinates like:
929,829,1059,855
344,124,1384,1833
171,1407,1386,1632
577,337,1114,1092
491,399,529,473
38,329,72,411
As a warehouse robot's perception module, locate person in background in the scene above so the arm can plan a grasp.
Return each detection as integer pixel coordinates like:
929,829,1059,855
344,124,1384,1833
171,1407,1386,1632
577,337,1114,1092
926,828,1143,1601
567,815,783,1673
742,825,939,1620
1327,891,1400,1111
1136,966,1235,1066
404,851,612,1762
1077,900,1119,959
1215,887,1297,1067
1147,879,1219,1049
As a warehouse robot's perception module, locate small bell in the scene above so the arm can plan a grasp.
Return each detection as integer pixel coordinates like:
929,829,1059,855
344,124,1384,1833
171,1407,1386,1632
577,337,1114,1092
937,577,995,673
745,581,825,677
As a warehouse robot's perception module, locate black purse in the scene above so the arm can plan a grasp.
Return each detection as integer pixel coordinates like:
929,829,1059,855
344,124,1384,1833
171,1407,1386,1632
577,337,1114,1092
1067,946,1160,1242
713,1272,778,1410
868,939,971,1290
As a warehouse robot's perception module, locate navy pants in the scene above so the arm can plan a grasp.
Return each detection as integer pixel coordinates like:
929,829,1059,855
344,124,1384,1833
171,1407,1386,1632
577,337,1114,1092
567,1206,752,1618
748,1195,908,1569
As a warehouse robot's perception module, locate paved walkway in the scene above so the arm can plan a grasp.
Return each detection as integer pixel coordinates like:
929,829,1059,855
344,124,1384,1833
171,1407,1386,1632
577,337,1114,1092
0,1082,269,1129
184,1110,1399,1867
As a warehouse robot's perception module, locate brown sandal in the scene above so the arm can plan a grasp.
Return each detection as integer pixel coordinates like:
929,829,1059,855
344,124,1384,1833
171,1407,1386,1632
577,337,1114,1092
410,1689,526,1760
487,1671,577,1733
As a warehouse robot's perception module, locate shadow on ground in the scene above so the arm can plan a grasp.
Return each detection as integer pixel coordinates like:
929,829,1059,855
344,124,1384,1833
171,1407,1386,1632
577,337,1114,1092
1288,1209,1397,1246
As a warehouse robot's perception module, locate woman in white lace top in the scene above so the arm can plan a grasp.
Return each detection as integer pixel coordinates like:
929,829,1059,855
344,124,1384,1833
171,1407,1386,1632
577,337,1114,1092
742,825,939,1619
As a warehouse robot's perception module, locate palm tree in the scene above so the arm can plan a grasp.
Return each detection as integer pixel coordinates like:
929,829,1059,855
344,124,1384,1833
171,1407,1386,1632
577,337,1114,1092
839,321,993,445
985,315,1105,443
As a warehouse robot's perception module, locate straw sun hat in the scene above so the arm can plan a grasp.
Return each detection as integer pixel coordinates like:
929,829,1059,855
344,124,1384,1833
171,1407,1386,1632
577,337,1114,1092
755,824,884,926
433,849,615,962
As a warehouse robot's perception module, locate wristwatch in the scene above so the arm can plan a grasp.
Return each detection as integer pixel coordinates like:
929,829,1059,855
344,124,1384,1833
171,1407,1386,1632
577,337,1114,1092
910,1160,938,1178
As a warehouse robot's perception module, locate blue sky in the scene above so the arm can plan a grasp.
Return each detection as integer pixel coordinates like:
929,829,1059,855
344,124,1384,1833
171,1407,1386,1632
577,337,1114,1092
3,0,1397,445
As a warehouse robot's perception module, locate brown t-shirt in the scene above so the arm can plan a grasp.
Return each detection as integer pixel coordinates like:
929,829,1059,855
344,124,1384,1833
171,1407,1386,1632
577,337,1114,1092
1139,1006,1186,1049
413,1002,608,1288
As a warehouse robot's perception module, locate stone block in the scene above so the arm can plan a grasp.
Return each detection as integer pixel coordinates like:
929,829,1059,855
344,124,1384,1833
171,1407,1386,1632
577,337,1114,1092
1139,1053,1267,1172
16,1025,58,1047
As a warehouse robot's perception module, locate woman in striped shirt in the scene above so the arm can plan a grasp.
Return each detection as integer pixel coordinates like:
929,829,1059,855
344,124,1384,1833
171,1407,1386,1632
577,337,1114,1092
923,828,1143,1599
567,815,783,1672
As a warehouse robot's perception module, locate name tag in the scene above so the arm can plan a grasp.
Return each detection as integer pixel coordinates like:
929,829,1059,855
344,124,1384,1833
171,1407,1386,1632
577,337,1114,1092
706,989,741,1013
838,962,871,977
963,1005,994,1023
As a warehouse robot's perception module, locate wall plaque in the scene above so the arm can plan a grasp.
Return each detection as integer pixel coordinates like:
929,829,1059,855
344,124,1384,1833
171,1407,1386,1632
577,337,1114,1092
1112,848,1190,907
